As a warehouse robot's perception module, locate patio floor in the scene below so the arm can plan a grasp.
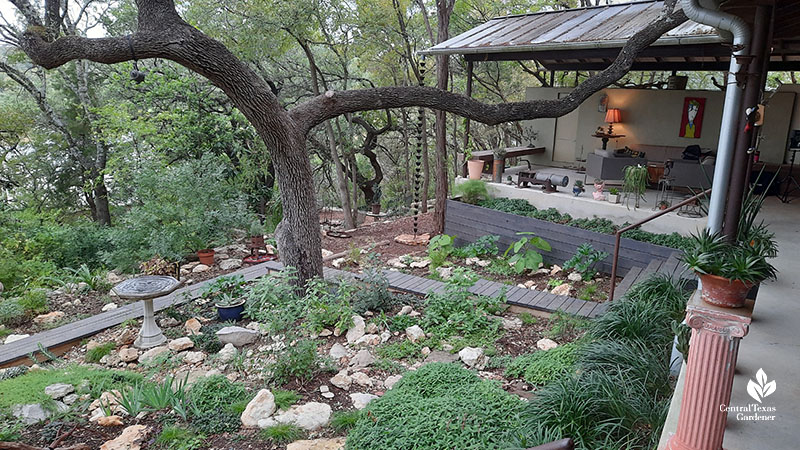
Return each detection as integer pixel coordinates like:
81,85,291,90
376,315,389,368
465,164,708,235
722,196,800,449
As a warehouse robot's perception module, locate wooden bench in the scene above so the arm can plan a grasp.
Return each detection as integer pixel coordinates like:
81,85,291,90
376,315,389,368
470,146,545,162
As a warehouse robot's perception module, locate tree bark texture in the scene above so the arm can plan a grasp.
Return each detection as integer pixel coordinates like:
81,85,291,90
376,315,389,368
433,0,455,234
10,0,686,284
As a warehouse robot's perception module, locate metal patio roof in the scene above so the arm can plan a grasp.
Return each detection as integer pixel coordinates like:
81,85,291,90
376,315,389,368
422,1,724,57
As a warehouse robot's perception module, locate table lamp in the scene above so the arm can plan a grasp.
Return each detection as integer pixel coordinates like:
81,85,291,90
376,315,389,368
605,108,622,135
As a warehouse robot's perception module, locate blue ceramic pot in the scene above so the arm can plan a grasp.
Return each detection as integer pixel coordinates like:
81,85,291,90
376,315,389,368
217,301,245,321
573,186,583,196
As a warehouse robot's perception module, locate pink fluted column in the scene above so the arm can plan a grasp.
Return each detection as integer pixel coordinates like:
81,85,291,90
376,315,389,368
666,292,753,450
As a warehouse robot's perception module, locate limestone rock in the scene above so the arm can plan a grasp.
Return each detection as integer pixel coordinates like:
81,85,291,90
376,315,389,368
387,257,408,269
550,283,572,296
458,347,487,370
354,334,381,346
550,265,562,275
33,311,65,325
286,438,346,450
383,375,403,390
409,258,431,268
524,280,536,289
217,343,238,363
349,349,375,369
98,415,124,427
183,351,206,364
405,325,425,343
99,425,149,450
241,389,276,427
220,259,243,270
319,328,333,337
502,317,523,330
330,370,352,391
365,322,379,334
346,315,366,344
107,272,124,285
216,326,258,347
436,266,453,280
398,305,413,316
192,264,210,273
138,346,169,364
168,337,194,351
101,303,118,312
12,403,50,424
536,338,558,351
350,371,373,387
349,393,379,410
116,329,137,346
158,317,179,328
63,393,79,405
257,402,331,431
44,383,74,399
380,330,391,343
567,272,583,282
329,343,348,359
4,334,29,344
185,318,202,335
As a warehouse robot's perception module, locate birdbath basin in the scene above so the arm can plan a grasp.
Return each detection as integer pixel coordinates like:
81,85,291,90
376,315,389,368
112,276,182,349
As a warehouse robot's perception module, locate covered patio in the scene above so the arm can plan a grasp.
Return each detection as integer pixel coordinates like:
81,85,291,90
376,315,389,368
426,1,800,449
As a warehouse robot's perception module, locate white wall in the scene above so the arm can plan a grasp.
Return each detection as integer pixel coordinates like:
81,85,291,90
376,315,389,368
524,86,796,165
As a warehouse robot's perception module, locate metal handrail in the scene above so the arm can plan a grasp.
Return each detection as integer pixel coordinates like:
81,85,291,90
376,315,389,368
608,188,711,301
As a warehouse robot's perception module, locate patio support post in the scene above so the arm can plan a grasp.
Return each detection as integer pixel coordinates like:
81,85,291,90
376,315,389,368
460,60,474,178
722,5,772,239
666,294,753,450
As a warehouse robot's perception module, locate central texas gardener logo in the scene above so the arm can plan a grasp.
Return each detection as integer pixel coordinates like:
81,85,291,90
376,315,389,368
747,368,776,403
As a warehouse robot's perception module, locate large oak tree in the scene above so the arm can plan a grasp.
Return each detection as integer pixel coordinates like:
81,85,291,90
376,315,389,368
8,0,686,283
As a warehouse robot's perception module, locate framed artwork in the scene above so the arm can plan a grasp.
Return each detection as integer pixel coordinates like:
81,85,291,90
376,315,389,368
679,97,706,138
598,93,609,113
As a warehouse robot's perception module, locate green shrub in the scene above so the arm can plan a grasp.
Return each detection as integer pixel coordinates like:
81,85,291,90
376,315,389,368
545,310,588,341
244,269,302,331
18,289,49,315
188,374,250,433
272,389,300,410
85,342,116,363
260,423,304,444
563,243,608,281
505,342,580,385
346,363,525,450
302,278,355,334
453,180,489,205
504,232,551,275
155,425,205,450
190,323,228,354
0,299,25,327
376,339,426,361
427,234,455,269
352,270,398,314
330,410,362,432
452,234,500,259
268,339,326,385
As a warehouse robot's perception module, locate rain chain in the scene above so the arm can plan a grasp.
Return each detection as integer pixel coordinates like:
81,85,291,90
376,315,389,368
412,57,426,236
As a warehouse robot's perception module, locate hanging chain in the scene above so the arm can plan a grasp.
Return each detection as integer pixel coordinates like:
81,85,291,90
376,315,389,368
412,57,426,237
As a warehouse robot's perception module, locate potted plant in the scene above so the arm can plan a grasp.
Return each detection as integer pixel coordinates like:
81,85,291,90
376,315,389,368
249,219,265,248
215,293,246,321
622,164,648,209
608,187,620,204
465,142,483,180
572,180,585,196
682,179,778,308
371,186,382,215
658,200,671,210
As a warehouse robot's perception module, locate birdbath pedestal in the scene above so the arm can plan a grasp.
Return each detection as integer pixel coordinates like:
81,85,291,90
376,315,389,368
112,276,182,349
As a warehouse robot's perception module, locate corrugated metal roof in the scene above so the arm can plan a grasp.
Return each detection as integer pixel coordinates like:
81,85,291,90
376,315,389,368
421,1,725,56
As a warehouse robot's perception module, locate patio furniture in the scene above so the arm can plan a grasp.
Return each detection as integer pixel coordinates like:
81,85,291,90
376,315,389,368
112,276,182,349
586,153,647,181
470,146,544,174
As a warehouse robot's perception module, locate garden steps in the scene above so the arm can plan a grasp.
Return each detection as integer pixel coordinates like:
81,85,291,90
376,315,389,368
0,262,274,368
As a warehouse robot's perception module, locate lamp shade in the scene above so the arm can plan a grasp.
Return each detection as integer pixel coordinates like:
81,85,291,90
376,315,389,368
605,108,622,124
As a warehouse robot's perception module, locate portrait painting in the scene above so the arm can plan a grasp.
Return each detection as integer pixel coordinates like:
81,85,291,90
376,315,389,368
679,97,706,138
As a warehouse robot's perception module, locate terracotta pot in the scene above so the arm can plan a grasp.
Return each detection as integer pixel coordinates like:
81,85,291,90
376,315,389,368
467,160,484,180
698,273,754,308
197,249,215,266
371,203,381,215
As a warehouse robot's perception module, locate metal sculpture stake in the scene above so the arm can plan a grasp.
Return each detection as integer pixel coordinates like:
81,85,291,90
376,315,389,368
112,276,182,349
412,58,426,237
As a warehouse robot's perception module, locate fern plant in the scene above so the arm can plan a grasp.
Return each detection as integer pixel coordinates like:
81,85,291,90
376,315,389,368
622,164,648,209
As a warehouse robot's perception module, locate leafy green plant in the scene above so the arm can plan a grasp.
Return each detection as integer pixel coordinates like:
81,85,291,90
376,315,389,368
249,218,265,237
188,374,250,433
505,343,580,385
545,311,588,341
345,363,525,450
201,274,246,303
577,284,604,301
352,270,399,314
503,232,551,274
377,339,426,361
272,389,300,411
331,410,362,432
85,342,115,363
190,324,225,354
117,385,147,417
453,179,489,205
244,268,302,331
302,278,355,333
0,299,25,327
142,376,185,410
563,243,608,281
155,425,206,450
546,279,563,289
452,234,500,259
622,164,648,209
260,423,304,444
427,234,454,269
519,312,538,325
608,187,619,195
268,339,326,385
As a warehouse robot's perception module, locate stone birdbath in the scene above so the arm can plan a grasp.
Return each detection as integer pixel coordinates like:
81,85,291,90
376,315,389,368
112,276,182,349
